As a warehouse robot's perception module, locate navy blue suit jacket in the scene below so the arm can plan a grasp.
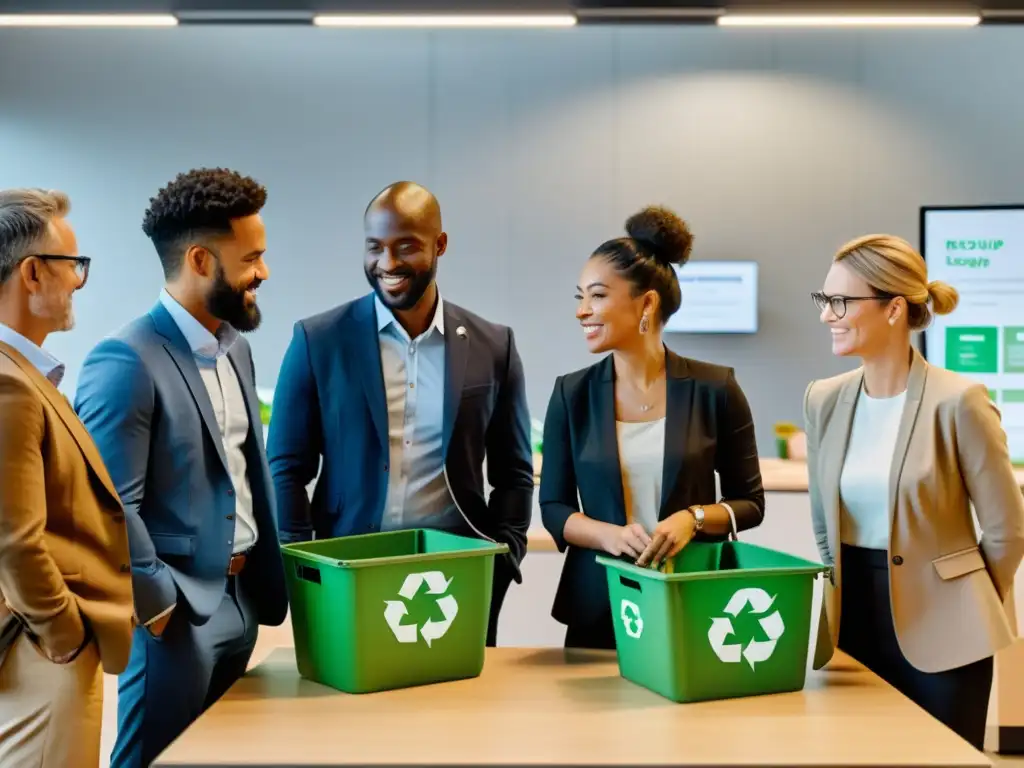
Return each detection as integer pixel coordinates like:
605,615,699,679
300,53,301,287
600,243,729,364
74,303,288,627
268,293,534,579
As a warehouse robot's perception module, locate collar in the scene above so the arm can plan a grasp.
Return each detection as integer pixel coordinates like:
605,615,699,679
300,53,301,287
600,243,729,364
0,322,64,386
158,288,238,361
374,292,445,339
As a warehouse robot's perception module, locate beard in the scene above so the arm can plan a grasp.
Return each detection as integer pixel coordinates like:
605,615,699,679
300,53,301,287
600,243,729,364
206,262,262,332
28,286,74,332
365,259,437,312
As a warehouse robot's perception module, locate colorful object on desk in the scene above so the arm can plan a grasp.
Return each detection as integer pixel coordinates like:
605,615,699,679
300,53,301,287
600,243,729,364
256,387,274,427
598,541,827,703
531,418,544,455
280,529,508,694
773,421,800,459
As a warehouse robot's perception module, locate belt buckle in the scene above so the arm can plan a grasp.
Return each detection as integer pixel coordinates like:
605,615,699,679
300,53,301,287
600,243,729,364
228,551,248,577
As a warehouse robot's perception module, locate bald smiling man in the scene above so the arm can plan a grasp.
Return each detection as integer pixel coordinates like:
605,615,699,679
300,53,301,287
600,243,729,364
268,182,534,646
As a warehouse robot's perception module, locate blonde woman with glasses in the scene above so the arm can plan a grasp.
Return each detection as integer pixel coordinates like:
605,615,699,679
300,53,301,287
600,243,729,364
803,234,1024,750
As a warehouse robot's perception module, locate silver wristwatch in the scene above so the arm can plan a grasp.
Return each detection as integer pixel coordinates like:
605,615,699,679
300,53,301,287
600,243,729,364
690,505,705,531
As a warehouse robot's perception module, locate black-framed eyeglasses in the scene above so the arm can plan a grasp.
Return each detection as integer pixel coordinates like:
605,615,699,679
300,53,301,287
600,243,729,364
26,255,91,287
810,291,893,319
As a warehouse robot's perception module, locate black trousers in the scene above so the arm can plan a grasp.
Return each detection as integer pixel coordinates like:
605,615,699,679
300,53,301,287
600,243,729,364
564,612,617,650
486,554,515,647
838,544,993,751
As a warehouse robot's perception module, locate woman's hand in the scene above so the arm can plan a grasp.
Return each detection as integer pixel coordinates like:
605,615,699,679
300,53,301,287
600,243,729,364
635,509,698,568
601,523,653,559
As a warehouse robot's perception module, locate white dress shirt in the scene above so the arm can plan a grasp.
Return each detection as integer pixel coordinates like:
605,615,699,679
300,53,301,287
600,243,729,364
0,322,64,386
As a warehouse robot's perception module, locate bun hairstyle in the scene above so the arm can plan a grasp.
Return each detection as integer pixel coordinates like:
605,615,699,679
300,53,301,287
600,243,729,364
834,233,959,331
592,205,695,325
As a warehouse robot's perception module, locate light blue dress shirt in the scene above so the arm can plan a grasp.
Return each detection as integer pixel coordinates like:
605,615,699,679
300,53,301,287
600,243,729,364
158,289,258,553
374,294,461,532
0,322,64,386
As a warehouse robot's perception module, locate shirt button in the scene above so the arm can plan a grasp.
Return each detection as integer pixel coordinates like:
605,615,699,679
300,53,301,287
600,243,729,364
227,489,234,496
120,564,130,573
891,555,903,566
409,383,415,389
383,464,389,471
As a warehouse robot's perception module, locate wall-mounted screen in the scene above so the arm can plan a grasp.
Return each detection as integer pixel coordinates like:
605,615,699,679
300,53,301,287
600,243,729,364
664,260,759,334
921,205,1024,463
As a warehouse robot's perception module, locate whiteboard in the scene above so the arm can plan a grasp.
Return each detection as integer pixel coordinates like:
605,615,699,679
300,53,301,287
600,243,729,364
664,260,759,334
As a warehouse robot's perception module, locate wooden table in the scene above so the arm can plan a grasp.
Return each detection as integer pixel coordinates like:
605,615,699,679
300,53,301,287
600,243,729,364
155,647,990,767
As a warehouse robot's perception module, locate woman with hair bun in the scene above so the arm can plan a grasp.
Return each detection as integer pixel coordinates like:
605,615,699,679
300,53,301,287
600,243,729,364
539,205,766,649
804,234,1024,749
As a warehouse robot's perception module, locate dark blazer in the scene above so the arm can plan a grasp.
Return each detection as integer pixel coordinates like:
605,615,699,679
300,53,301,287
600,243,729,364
267,293,534,579
539,349,766,628
74,303,289,628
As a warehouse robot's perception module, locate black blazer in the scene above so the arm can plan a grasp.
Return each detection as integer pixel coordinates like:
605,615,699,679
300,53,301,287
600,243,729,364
538,349,766,628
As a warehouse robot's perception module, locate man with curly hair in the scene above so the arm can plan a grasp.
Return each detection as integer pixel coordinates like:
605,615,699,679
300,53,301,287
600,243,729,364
74,168,288,767
269,181,533,647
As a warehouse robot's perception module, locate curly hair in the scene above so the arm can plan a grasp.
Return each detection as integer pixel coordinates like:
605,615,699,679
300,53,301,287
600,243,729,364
142,167,267,278
591,205,695,325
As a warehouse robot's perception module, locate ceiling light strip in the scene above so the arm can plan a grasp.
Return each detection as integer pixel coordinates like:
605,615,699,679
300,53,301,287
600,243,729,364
313,14,577,28
0,14,178,27
717,14,981,27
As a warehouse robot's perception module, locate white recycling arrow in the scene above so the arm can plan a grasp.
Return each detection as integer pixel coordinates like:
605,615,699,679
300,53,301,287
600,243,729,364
707,616,742,662
383,600,418,643
384,570,459,647
619,599,644,639
420,594,458,647
707,587,786,670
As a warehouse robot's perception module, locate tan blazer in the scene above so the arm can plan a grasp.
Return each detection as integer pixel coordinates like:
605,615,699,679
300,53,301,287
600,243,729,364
0,341,133,674
804,346,1024,674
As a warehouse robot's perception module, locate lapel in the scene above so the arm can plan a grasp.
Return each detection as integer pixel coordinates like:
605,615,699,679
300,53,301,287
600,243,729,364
149,303,229,474
660,350,693,514
226,343,262,446
820,369,861,551
442,301,469,459
594,355,627,524
354,295,388,452
0,342,120,506
887,347,927,530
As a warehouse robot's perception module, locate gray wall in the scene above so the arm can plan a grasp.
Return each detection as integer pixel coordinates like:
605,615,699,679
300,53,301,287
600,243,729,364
2,26,1022,453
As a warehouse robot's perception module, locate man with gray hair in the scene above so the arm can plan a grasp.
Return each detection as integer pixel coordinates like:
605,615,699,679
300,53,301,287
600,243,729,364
0,188,133,768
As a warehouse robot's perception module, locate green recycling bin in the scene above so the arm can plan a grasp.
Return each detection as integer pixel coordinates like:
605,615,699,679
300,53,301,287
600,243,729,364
597,540,828,703
281,529,508,694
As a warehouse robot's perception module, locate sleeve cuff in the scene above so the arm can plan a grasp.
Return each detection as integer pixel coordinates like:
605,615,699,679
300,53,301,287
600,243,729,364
142,603,176,628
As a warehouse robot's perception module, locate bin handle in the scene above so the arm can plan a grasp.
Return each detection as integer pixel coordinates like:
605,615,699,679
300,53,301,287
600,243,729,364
619,575,642,592
721,501,739,542
295,563,322,585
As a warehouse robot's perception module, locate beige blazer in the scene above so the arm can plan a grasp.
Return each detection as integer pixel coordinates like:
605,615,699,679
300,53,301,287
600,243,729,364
804,346,1024,674
0,342,133,674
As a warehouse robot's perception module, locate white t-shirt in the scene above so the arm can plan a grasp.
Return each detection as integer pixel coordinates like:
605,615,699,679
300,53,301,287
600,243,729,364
616,418,665,535
838,387,908,550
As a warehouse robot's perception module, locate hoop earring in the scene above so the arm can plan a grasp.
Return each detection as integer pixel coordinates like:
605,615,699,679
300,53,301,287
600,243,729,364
639,314,650,335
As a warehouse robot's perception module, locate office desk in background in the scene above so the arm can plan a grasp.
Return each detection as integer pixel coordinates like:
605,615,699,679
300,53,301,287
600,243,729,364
154,646,991,767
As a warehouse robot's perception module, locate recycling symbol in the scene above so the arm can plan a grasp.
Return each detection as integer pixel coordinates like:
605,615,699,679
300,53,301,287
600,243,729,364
707,587,785,670
383,571,458,648
620,599,644,639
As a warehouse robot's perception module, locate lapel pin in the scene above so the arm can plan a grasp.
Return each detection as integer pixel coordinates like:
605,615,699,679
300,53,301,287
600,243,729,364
456,326,467,338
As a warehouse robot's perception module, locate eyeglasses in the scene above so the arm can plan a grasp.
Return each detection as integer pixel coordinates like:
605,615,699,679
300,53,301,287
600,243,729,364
810,291,894,319
26,255,91,287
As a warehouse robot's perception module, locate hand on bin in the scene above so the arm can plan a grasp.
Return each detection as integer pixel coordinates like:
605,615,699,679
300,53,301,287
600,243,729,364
635,510,698,569
601,523,652,560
